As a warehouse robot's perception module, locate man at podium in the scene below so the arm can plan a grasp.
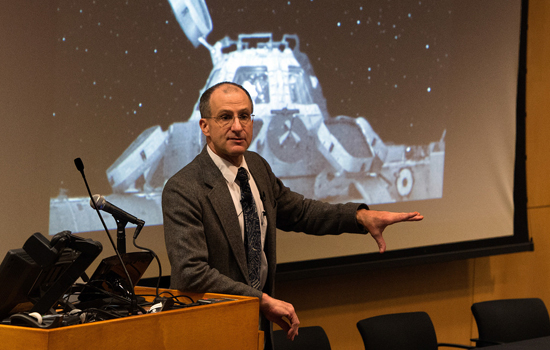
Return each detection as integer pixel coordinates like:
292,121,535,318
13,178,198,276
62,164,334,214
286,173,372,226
162,82,423,350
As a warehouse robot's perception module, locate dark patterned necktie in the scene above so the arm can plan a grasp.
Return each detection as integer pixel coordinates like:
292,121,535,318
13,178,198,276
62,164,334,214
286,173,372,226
236,167,262,289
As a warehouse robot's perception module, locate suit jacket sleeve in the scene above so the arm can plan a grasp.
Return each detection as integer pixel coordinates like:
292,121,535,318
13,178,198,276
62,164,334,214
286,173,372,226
248,151,367,236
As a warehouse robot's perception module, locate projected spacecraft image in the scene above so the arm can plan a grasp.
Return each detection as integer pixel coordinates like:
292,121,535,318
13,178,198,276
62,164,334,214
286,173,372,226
50,0,448,234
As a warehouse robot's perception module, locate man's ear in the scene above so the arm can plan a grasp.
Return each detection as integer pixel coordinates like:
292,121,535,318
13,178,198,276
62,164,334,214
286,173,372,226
199,118,210,137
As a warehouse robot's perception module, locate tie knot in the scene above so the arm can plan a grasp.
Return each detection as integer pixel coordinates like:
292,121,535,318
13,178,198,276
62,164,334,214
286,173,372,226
236,167,249,184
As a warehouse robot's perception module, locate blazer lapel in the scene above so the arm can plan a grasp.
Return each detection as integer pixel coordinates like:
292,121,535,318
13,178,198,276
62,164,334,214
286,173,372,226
197,148,250,283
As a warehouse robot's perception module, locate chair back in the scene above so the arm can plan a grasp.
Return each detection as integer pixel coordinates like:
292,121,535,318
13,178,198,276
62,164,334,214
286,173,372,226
273,325,331,350
356,311,439,350
471,298,550,347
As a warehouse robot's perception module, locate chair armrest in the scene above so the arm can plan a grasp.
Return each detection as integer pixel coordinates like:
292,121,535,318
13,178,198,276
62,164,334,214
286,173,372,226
438,342,474,349
470,338,504,347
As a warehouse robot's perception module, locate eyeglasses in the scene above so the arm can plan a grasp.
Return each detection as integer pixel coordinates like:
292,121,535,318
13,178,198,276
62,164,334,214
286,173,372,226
205,113,255,128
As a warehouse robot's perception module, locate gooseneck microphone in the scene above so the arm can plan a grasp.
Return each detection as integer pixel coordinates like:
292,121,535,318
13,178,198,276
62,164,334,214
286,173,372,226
90,195,145,227
73,157,140,315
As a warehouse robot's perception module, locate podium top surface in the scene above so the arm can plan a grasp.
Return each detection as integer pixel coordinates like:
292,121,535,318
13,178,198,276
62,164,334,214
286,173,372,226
0,287,262,350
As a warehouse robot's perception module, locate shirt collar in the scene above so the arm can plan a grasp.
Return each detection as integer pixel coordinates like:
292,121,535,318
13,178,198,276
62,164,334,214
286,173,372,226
206,145,250,184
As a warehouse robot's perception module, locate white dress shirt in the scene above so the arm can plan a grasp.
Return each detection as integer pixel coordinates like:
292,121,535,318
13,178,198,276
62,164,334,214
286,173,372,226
207,145,268,291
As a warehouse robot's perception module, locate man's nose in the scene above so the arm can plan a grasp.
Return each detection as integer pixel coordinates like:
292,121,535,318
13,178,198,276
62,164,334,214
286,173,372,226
230,116,244,130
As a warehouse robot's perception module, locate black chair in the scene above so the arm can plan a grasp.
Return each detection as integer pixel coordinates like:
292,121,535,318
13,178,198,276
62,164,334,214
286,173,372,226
471,298,550,347
356,311,473,350
273,325,331,350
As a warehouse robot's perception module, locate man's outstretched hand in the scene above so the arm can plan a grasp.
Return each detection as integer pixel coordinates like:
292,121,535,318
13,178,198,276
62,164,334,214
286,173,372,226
260,293,300,340
356,209,423,253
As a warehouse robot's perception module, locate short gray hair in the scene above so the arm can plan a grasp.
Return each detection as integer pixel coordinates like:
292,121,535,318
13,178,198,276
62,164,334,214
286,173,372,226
199,81,254,119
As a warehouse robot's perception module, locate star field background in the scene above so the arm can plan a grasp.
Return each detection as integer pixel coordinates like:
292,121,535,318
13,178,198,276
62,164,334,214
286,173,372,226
0,0,524,273
52,0,451,196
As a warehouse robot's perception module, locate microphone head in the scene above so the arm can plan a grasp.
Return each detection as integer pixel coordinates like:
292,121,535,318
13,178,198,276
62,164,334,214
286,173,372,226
90,194,105,210
74,158,84,172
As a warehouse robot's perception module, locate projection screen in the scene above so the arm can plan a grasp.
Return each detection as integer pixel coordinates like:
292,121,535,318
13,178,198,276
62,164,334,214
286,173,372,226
0,0,530,280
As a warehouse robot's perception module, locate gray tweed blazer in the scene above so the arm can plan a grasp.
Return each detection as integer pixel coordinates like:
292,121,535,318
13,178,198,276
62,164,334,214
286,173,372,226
162,144,365,300
162,146,366,349
162,146,366,296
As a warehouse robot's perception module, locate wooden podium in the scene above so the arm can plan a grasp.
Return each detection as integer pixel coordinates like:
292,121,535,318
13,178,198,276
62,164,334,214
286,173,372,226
0,287,263,350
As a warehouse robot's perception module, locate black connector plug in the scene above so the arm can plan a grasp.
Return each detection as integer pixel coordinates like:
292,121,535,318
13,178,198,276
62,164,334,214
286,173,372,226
149,297,174,313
